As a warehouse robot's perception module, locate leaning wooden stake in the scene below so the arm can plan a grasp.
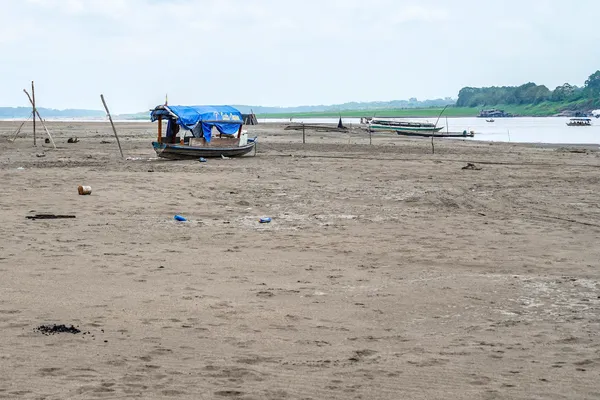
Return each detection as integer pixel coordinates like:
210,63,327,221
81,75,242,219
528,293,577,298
32,81,36,146
35,111,57,149
302,123,306,144
35,109,56,150
100,94,124,158
10,113,32,142
23,89,57,149
431,105,449,154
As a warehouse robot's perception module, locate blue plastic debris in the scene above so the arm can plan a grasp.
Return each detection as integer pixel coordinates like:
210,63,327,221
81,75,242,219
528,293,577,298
259,217,271,224
198,157,207,163
174,215,187,222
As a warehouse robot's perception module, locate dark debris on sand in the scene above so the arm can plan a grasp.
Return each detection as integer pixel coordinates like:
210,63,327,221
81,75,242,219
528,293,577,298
35,324,81,335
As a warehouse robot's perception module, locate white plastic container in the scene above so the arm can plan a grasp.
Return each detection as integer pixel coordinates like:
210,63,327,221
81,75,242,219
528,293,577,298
239,130,248,146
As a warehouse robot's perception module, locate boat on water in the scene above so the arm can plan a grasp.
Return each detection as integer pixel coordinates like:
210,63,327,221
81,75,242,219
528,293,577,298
566,117,592,127
150,105,255,159
366,118,445,133
478,109,512,118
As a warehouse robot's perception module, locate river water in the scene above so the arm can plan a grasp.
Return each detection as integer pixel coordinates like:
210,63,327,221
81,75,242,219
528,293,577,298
2,116,598,145
260,117,600,145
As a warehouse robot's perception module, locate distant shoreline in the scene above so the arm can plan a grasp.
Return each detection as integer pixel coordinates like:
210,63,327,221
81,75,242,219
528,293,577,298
0,115,592,122
0,105,596,121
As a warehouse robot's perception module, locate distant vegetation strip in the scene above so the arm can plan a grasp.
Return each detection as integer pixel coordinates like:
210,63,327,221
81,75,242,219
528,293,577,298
255,103,579,119
456,70,600,113
257,107,479,119
232,98,455,115
3,70,599,120
0,102,590,121
0,107,105,119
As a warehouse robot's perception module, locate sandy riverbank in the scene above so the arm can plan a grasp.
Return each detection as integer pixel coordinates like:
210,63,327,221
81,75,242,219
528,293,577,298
0,121,599,399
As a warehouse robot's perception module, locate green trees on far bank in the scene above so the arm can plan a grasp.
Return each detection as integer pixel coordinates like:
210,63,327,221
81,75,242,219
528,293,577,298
584,71,600,98
457,70,600,110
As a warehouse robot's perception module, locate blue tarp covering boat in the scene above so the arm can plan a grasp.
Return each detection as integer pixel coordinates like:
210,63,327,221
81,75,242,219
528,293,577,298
150,105,243,142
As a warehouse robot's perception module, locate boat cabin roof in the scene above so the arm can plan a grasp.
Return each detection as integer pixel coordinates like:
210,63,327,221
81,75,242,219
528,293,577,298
150,105,243,125
150,105,243,142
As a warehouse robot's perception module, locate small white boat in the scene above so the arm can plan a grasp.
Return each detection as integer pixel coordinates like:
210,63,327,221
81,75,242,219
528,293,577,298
567,118,592,126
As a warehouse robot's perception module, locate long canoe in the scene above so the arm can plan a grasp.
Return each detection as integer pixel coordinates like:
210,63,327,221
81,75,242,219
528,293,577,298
394,131,474,138
368,123,445,133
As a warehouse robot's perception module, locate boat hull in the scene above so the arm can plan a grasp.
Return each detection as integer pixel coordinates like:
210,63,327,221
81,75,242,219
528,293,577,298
396,131,474,138
369,124,445,133
152,142,255,160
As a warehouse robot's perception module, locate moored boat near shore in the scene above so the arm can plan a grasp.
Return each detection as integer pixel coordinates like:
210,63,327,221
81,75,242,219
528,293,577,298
151,141,255,160
360,118,474,138
394,130,474,138
365,118,445,133
150,104,255,159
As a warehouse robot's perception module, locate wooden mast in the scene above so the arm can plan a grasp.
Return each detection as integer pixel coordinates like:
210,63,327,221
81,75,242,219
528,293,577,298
159,94,166,143
31,81,36,146
157,116,162,143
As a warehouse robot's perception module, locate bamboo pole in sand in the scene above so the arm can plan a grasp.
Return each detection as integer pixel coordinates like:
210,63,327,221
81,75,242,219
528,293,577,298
23,89,57,149
100,94,124,159
9,113,32,142
32,81,36,146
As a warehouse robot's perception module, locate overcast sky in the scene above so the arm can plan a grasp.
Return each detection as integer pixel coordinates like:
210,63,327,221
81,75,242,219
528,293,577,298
1,0,598,113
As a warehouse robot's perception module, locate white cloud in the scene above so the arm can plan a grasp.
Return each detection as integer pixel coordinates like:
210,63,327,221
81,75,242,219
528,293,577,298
1,0,599,113
390,5,449,23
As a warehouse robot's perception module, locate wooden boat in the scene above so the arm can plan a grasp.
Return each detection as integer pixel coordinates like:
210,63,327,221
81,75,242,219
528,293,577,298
478,109,512,118
567,117,592,126
150,105,255,159
152,141,255,160
394,130,475,138
284,123,348,133
367,118,445,133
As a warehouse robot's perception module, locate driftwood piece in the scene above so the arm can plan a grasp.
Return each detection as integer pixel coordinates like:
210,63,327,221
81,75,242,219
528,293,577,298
462,163,482,170
242,113,258,125
26,214,76,220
